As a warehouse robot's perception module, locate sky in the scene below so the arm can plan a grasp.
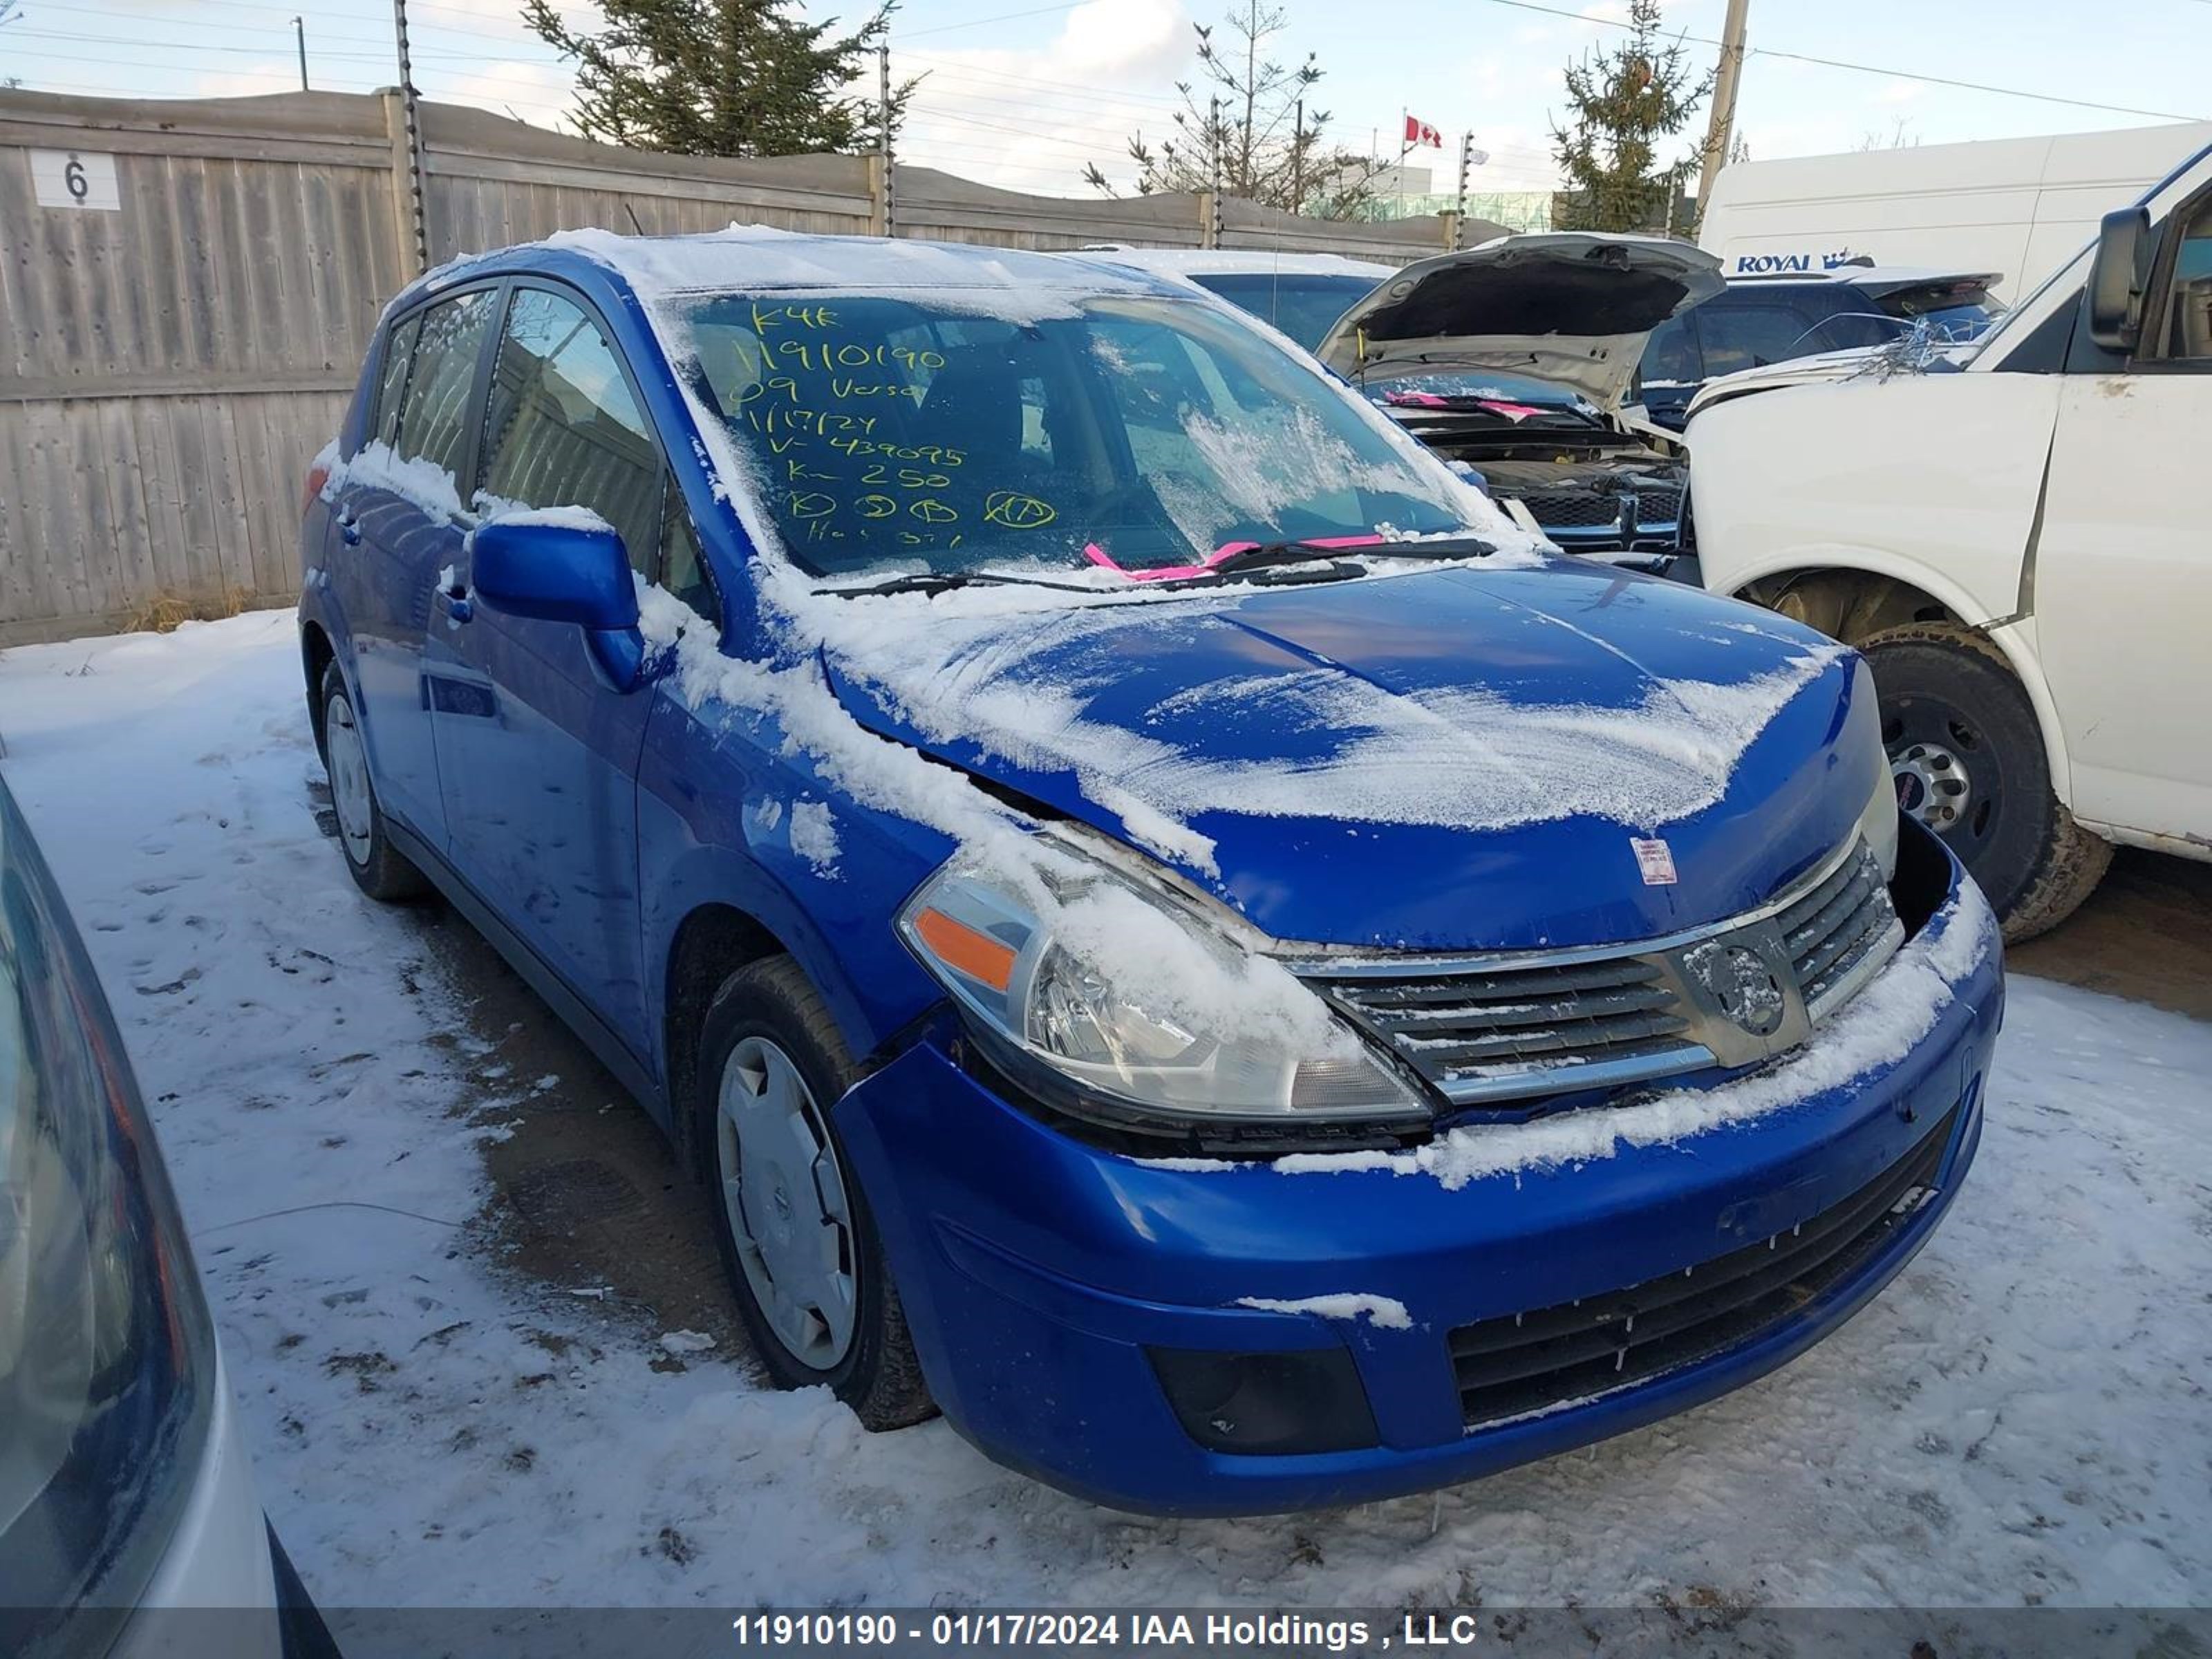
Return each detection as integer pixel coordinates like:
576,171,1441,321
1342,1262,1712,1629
6,0,2209,202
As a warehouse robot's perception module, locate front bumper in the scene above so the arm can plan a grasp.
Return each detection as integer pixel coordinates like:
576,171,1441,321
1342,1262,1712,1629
835,850,2003,1517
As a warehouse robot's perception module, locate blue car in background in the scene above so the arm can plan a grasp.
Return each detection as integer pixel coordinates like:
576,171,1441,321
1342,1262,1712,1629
299,229,2002,1515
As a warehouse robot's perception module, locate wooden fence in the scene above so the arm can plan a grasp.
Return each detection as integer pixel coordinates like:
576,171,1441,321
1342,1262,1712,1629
0,88,1499,645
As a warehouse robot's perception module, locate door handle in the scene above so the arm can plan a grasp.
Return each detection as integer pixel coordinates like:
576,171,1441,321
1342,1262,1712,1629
335,508,362,546
435,585,472,624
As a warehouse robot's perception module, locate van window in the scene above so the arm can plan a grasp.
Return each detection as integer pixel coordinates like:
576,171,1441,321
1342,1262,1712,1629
479,288,662,574
395,290,496,485
371,313,420,449
2164,198,2212,359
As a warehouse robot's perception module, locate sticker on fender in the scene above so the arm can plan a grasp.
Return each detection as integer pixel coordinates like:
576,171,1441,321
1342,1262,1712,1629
1631,836,1678,885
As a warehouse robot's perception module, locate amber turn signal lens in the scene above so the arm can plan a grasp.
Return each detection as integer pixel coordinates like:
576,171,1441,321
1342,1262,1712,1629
912,906,1018,992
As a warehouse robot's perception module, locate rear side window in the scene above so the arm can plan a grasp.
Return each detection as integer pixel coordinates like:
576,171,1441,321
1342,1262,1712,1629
371,313,420,448
396,290,497,483
478,287,661,574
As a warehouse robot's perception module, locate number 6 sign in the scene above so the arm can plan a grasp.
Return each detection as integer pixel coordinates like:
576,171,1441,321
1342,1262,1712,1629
31,149,122,212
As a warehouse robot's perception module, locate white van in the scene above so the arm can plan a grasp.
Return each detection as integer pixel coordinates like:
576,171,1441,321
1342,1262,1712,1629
1698,122,2212,301
1687,142,2212,939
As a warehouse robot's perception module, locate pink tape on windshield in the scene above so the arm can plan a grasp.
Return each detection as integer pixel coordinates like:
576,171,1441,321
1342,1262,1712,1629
1082,536,1390,584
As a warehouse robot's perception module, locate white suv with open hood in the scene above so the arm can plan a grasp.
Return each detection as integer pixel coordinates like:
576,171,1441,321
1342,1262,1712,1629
1686,142,2212,939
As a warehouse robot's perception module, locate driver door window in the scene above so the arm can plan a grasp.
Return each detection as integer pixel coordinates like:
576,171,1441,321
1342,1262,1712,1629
478,288,662,577
2159,198,2212,360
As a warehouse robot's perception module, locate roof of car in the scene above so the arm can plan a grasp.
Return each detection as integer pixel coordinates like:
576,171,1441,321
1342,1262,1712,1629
1076,246,1398,279
389,226,1199,321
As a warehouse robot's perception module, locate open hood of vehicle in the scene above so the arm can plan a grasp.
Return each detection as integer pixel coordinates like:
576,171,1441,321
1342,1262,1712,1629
1316,233,1725,413
820,564,1875,954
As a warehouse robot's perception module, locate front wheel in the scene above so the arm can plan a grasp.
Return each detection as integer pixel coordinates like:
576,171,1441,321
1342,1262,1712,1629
1859,622,2111,941
695,957,934,1430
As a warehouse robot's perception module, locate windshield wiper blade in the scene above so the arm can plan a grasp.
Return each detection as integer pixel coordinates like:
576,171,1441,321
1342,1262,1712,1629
1208,535,1497,576
830,569,1098,599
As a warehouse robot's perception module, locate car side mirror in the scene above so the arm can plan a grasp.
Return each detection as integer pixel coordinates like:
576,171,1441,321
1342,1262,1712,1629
2087,206,2153,353
469,516,646,691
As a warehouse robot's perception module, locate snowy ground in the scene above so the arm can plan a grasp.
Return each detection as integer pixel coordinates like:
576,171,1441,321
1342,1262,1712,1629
1,612,2208,1618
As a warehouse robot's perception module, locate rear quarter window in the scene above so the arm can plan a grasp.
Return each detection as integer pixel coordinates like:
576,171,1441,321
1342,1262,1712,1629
395,289,498,483
370,312,421,449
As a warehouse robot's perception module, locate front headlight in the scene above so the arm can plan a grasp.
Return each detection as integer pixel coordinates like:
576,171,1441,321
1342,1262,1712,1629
899,847,1428,1135
1854,665,1901,881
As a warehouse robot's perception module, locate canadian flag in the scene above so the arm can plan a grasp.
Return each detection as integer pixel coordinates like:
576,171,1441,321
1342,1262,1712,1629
1403,115,1443,149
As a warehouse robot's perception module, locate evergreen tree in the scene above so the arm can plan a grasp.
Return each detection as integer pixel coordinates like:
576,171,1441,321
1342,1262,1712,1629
1548,0,1711,233
1083,1,1381,218
522,0,910,157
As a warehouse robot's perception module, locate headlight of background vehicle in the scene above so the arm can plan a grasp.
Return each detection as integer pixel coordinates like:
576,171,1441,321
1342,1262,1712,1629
1,846,216,1658
899,850,1428,1136
1853,662,1901,881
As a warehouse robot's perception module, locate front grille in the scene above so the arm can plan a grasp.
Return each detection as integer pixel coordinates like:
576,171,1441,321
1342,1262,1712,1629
1779,847,1905,1018
1305,840,1906,1112
1448,1108,1955,1430
1320,957,1709,1107
1519,490,1623,529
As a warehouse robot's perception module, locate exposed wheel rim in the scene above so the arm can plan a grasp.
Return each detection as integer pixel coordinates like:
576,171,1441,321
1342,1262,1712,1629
1884,694,2003,861
715,1035,857,1371
325,693,375,866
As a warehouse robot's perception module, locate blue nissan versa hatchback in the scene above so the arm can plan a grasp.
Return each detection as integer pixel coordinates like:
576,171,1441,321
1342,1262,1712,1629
298,229,2002,1516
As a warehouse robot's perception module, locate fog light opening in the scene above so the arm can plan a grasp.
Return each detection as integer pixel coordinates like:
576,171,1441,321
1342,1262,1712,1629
1147,1346,1379,1456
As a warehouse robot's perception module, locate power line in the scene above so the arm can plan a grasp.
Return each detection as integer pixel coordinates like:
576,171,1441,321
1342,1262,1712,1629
900,50,1183,106
8,27,503,64
1470,0,2205,124
903,2,1090,39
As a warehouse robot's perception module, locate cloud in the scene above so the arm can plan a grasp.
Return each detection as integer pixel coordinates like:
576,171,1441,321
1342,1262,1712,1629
1873,77,1927,106
897,0,1196,196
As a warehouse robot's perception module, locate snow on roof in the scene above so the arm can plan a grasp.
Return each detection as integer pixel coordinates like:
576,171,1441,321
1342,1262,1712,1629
541,223,1179,299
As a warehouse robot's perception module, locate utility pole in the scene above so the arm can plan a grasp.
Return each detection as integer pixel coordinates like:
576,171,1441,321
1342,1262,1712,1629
877,41,895,237
389,0,429,274
1206,95,1224,248
1291,95,1304,215
290,15,308,89
1695,0,1750,229
1455,132,1472,248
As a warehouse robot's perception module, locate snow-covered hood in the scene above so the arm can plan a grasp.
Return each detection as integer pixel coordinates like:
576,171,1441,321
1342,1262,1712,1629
1316,233,1725,413
821,563,1875,953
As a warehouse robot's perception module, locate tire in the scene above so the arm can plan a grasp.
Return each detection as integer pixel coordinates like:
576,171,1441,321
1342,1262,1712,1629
695,956,934,1431
319,662,429,903
1859,623,2112,942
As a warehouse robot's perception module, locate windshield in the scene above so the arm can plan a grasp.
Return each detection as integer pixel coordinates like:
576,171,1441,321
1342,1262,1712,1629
671,291,1476,579
1183,272,1385,352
